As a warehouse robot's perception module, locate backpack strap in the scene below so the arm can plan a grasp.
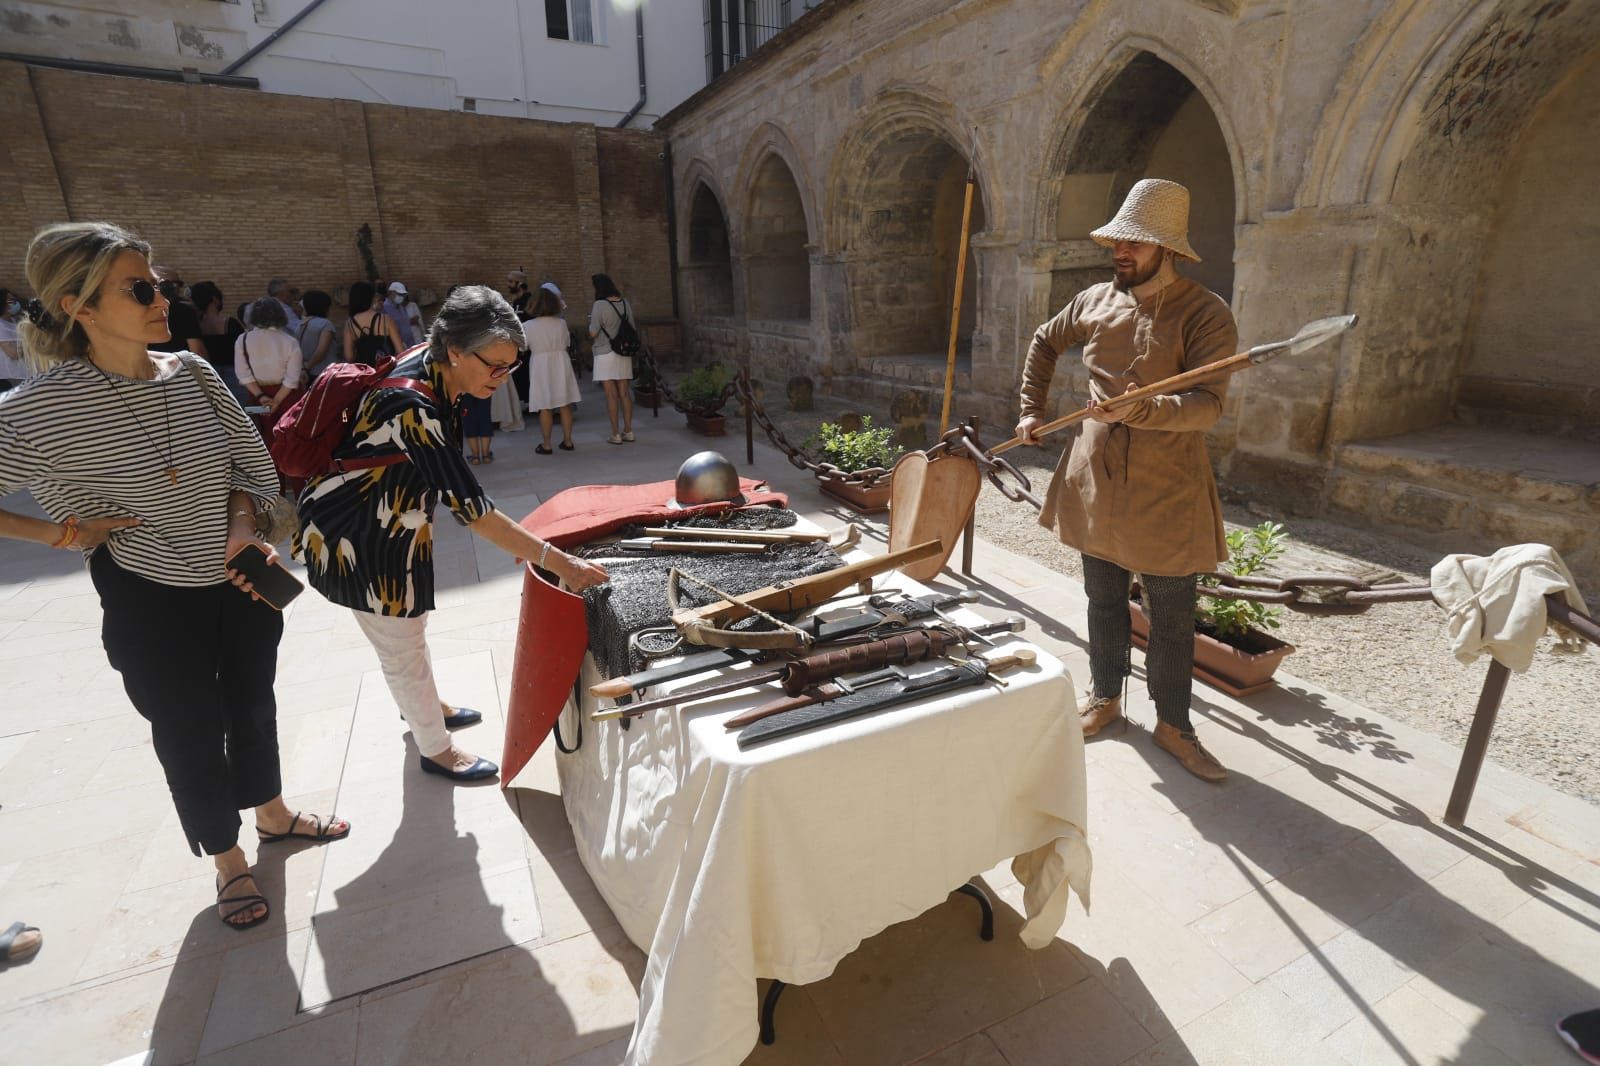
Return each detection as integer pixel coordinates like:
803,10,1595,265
327,374,439,474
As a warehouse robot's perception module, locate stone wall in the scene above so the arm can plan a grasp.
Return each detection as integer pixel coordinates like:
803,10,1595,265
0,60,673,326
657,0,1600,525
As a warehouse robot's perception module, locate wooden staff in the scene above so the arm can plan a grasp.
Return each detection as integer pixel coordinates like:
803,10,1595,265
938,130,980,436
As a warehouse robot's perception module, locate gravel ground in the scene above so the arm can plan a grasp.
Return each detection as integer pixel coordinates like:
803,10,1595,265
975,447,1600,806
755,401,1596,803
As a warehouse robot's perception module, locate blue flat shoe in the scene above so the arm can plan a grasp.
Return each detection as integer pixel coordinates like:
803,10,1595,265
419,754,499,782
443,707,483,729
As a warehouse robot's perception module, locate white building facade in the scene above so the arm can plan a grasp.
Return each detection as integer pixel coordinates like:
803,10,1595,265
0,0,707,126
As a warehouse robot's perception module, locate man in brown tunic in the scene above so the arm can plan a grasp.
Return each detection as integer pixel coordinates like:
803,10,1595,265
1015,179,1235,782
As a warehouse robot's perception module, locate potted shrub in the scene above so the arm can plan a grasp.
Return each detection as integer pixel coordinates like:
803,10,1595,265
1129,521,1297,697
805,416,903,513
677,362,730,435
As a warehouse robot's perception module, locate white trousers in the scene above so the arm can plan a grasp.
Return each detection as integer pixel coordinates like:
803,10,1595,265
354,611,451,758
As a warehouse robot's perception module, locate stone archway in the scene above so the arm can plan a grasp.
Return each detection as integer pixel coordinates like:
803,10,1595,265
686,181,735,317
842,127,987,361
1048,50,1237,310
743,153,811,322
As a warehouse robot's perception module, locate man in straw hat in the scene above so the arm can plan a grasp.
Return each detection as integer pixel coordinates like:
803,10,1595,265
1014,178,1237,782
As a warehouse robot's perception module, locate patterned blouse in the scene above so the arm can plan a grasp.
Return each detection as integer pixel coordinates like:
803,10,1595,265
294,349,494,616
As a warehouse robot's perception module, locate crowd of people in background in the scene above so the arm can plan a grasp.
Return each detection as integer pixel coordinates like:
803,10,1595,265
0,263,648,461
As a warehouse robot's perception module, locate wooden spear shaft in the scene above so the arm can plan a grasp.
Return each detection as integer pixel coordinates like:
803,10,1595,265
938,141,978,436
990,350,1253,455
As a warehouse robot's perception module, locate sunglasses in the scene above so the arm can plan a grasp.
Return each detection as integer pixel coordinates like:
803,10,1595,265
470,350,522,379
118,279,162,306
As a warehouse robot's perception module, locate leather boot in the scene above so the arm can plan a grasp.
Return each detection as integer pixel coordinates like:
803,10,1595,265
1153,721,1227,782
1078,693,1124,737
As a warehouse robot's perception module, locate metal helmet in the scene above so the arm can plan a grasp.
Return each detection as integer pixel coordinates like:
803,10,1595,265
671,450,746,509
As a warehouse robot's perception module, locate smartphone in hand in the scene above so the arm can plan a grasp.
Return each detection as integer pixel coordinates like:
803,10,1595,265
225,543,304,611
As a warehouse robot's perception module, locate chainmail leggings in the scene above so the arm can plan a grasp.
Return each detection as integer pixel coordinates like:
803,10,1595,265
1082,553,1198,731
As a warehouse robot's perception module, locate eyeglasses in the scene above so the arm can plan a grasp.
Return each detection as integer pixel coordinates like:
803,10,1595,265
117,279,161,306
470,350,522,379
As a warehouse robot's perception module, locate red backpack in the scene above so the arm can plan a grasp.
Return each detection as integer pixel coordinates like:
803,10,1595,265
269,346,436,478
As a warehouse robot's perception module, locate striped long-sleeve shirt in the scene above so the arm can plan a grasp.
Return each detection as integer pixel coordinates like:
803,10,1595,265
0,352,279,586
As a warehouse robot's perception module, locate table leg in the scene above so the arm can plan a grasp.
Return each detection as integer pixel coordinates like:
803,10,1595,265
955,881,995,941
759,979,786,1045
758,882,996,1046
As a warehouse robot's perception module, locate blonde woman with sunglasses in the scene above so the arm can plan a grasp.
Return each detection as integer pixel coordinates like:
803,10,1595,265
0,222,349,932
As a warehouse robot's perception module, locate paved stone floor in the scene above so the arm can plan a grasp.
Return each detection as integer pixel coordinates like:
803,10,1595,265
1,381,1596,1065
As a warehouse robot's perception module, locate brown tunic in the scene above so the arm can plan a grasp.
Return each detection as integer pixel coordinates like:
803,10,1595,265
1019,276,1237,577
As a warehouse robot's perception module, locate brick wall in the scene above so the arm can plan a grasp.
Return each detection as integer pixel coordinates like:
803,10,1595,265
0,61,673,327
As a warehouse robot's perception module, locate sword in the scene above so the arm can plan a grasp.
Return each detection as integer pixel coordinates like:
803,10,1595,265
589,590,983,700
736,646,1039,749
592,618,1018,722
724,642,1034,730
612,537,770,554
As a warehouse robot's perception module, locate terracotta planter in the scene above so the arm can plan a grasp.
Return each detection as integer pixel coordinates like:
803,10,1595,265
818,475,892,514
1128,595,1295,698
633,387,661,408
686,410,726,436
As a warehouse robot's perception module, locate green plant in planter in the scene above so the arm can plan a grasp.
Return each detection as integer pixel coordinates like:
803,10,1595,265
805,416,903,473
1198,520,1287,642
632,358,660,394
677,362,730,414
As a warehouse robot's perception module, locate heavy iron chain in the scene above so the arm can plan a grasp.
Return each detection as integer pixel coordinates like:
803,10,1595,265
1193,574,1435,616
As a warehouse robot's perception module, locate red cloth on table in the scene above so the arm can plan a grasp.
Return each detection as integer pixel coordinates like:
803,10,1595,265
520,477,787,548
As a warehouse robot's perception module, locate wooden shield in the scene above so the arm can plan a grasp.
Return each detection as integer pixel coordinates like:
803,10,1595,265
887,451,982,582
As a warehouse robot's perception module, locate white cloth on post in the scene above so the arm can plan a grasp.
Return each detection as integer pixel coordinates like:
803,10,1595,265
1430,543,1590,673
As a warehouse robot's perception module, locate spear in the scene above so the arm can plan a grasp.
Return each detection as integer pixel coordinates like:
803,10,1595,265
990,314,1359,455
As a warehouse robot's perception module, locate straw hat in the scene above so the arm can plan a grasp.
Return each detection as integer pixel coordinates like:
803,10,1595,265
1090,178,1201,262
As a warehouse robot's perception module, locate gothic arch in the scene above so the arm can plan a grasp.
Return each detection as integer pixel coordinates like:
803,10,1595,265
822,87,995,254
731,121,817,242
1033,36,1248,244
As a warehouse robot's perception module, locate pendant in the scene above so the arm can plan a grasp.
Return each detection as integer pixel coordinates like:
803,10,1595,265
164,466,180,487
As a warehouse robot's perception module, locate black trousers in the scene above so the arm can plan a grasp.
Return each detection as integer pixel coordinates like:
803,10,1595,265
1082,553,1198,731
90,549,285,856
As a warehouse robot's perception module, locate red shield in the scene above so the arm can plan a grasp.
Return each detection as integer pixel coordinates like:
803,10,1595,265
502,564,589,786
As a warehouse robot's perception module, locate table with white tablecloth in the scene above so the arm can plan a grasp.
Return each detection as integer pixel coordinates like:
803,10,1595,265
554,579,1092,1066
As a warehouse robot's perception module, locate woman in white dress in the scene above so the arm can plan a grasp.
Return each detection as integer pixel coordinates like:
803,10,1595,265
524,286,581,453
588,273,634,445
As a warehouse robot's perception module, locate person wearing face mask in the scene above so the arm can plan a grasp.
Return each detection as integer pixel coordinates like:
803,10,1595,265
294,285,609,782
381,281,419,348
0,287,29,390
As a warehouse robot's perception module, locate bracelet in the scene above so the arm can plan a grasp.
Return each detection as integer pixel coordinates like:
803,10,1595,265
51,516,80,549
538,541,551,570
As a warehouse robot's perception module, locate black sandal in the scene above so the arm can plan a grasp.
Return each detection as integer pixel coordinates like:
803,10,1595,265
558,441,574,451
216,873,270,931
0,921,41,965
535,444,553,455
257,810,350,846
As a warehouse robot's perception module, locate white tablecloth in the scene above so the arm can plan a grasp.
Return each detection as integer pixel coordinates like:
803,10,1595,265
555,582,1092,1065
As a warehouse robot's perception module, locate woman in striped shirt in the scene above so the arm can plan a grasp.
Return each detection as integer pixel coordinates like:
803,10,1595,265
0,223,348,931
